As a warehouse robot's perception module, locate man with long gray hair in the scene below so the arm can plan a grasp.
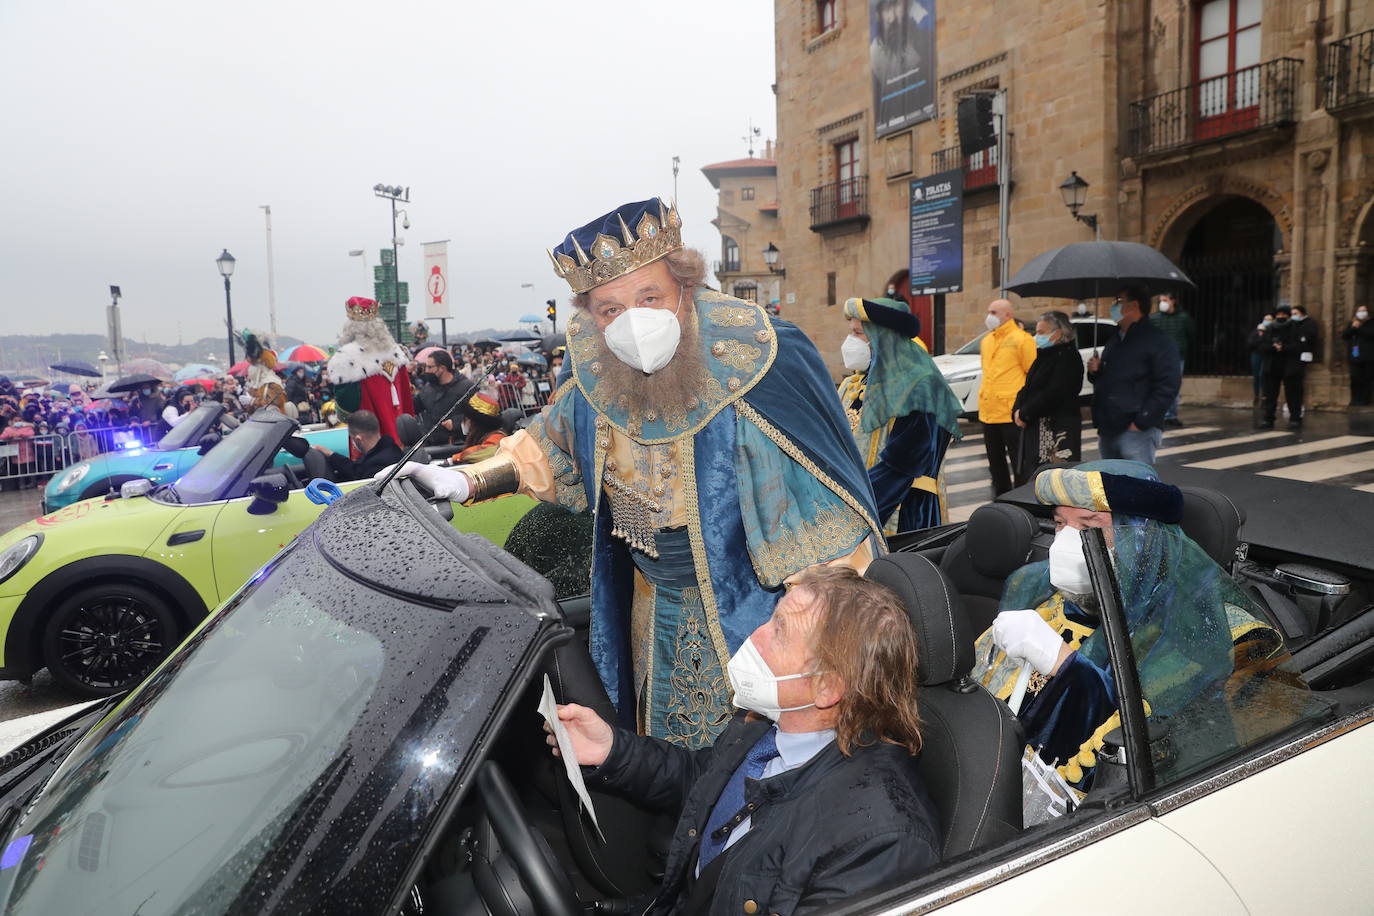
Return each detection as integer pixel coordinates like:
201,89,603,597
387,198,883,749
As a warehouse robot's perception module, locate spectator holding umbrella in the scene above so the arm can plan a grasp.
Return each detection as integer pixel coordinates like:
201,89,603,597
1013,310,1085,477
1084,285,1180,464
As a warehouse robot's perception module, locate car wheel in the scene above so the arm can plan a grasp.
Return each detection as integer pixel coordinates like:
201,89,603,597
42,583,180,697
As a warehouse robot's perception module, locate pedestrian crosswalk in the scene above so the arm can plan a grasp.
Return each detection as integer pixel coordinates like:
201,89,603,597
940,417,1374,524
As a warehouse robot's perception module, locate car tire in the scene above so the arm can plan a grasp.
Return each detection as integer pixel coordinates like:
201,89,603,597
41,583,180,697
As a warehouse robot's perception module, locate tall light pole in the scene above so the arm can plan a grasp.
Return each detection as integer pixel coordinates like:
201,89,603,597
260,205,278,340
373,183,410,341
217,249,237,365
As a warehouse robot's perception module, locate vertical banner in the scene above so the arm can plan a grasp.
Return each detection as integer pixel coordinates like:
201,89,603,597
422,240,451,319
871,0,937,137
909,168,963,296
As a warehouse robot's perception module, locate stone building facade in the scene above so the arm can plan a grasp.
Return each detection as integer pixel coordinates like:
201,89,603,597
771,0,1374,406
701,150,784,313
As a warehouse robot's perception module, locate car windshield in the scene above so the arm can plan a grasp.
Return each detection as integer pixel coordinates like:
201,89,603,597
154,403,223,452
952,331,987,355
0,491,550,915
160,416,286,504
1098,523,1335,789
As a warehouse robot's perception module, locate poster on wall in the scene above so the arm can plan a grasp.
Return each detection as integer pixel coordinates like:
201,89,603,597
909,168,963,295
871,0,937,137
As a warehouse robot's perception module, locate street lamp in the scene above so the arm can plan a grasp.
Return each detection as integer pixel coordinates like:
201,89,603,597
763,242,785,275
373,183,411,341
216,249,237,365
1059,171,1099,237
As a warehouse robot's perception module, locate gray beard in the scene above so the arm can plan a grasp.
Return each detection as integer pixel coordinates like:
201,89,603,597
580,305,708,418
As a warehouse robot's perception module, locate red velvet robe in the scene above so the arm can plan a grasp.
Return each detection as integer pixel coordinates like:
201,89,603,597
354,368,414,456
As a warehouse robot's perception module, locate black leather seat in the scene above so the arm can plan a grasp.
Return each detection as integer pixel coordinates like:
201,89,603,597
866,553,1023,857
936,503,1041,638
1176,486,1244,570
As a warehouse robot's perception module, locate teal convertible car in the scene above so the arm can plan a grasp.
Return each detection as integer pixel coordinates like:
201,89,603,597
42,403,347,513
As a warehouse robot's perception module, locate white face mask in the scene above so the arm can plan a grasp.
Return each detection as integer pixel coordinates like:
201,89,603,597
984,313,1003,332
726,637,818,721
601,289,684,374
1048,525,1094,596
1358,310,1370,321
841,334,871,371
1159,300,1173,313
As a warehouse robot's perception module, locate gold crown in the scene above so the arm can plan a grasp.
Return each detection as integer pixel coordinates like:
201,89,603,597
548,200,684,294
345,297,380,321
468,392,500,417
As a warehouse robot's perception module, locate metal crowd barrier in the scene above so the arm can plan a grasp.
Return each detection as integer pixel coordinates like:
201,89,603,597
491,380,551,413
0,424,161,485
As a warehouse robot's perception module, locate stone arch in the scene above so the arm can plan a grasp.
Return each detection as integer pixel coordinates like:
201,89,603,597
1345,183,1374,249
1148,176,1292,259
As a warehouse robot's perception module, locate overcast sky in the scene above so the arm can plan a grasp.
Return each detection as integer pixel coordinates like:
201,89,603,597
0,1,777,348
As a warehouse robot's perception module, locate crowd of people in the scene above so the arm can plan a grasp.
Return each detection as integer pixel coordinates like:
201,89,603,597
0,332,564,491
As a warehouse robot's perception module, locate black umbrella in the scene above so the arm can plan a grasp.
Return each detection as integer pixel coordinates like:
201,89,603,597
106,373,164,394
540,333,566,355
48,359,102,378
496,331,543,343
1006,240,1195,349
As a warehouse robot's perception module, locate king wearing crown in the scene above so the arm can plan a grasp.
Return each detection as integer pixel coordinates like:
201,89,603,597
327,296,415,453
396,199,883,748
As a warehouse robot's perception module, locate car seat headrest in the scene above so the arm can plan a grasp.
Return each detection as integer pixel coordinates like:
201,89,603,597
395,413,422,448
865,554,974,686
1176,486,1245,568
965,503,1038,580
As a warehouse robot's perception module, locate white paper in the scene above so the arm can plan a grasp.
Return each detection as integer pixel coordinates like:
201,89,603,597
538,674,605,843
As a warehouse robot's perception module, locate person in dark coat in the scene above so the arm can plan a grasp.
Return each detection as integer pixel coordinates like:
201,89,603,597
1261,304,1319,428
311,409,402,481
1247,313,1275,406
1085,285,1180,465
1341,305,1374,407
415,349,469,446
547,565,940,916
1014,310,1084,479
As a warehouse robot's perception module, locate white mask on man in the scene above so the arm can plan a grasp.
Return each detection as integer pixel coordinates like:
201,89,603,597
1159,299,1173,313
841,334,871,371
984,313,1003,332
726,637,819,721
602,288,685,374
1358,310,1370,321
1048,526,1094,596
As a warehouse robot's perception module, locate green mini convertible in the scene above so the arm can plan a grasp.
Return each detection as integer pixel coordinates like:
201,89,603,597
0,409,537,696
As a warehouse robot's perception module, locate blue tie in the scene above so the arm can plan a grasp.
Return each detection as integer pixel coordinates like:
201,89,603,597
698,729,779,869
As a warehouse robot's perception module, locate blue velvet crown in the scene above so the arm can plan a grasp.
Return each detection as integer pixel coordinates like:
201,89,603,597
548,197,683,294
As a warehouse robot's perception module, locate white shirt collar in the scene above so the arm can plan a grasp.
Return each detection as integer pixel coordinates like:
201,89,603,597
772,727,837,772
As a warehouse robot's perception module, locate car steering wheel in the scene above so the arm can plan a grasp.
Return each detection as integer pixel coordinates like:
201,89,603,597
302,447,331,482
477,761,581,916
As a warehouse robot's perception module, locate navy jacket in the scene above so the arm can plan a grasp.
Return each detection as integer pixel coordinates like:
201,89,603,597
590,713,940,916
1086,317,1181,434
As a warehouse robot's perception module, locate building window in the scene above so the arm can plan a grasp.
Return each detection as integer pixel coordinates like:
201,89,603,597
818,0,836,35
827,271,838,305
835,139,860,218
1195,0,1262,127
734,281,758,302
741,187,755,200
722,237,740,273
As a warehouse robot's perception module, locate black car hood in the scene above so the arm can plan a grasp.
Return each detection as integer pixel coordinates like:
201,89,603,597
0,482,569,916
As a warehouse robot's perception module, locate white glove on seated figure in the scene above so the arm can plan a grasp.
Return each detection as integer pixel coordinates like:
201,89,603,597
374,461,471,502
992,609,1065,676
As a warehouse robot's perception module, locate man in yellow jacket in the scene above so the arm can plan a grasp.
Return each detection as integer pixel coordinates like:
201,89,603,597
978,298,1037,494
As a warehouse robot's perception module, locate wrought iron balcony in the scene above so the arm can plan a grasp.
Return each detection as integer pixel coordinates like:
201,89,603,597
1128,57,1301,158
930,134,1012,193
1326,28,1374,112
809,176,869,231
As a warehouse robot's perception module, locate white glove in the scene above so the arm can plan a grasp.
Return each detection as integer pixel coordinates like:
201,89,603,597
1300,351,1314,363
991,609,1065,676
374,461,471,502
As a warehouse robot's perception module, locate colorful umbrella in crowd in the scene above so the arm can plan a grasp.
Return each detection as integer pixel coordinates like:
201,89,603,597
181,378,219,392
48,359,102,378
515,353,547,369
122,357,174,381
281,361,319,377
173,364,220,382
414,346,444,364
228,361,250,377
280,344,329,362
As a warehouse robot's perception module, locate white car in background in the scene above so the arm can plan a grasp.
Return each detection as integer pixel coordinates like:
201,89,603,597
935,316,1117,417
